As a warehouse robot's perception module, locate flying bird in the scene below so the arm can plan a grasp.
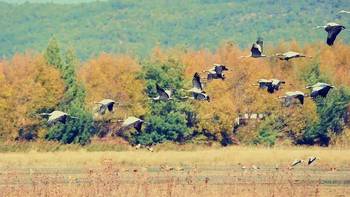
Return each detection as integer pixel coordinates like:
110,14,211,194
256,79,285,93
316,23,346,46
291,159,303,167
275,51,309,61
95,99,117,115
40,111,77,124
191,92,210,102
121,116,146,133
338,10,350,14
241,38,266,58
204,64,229,80
188,72,204,93
151,84,173,101
306,82,334,98
271,79,285,91
185,73,210,102
308,156,317,165
280,91,307,105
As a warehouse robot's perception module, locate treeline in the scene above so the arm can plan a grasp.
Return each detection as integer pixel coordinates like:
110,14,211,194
1,38,350,146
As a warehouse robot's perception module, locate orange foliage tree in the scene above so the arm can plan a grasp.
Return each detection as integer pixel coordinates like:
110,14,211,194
0,54,64,141
78,53,147,137
176,42,318,145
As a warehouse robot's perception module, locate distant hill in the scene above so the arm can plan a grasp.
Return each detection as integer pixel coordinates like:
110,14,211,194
0,0,106,4
0,0,349,59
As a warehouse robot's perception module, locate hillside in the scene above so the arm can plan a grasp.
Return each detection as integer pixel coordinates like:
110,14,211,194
0,0,349,59
0,0,107,4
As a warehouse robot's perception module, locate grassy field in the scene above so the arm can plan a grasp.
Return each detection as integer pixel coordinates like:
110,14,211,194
1,146,349,196
0,146,349,168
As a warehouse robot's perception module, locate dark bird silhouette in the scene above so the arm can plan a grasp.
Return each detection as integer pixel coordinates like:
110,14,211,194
95,99,117,115
306,82,334,98
204,64,229,80
40,111,77,124
188,72,204,93
280,91,307,105
291,159,303,167
151,84,172,101
185,73,210,102
316,23,346,46
256,79,285,93
121,116,146,133
191,92,210,102
241,38,266,58
308,156,317,165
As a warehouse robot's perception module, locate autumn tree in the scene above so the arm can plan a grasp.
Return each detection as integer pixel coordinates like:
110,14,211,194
78,54,147,138
0,54,64,141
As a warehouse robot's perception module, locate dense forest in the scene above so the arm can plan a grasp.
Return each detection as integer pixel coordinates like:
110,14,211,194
1,37,350,147
0,0,350,147
0,0,349,59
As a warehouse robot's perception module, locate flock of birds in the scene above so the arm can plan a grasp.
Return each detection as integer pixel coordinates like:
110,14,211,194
39,10,349,139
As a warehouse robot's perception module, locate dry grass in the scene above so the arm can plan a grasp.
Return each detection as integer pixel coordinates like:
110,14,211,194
0,146,349,196
0,146,349,169
0,161,349,197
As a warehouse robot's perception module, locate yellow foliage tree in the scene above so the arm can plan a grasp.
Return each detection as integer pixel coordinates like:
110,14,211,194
78,53,147,136
0,54,64,141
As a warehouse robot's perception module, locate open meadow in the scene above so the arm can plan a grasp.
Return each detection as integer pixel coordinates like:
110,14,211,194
0,146,349,197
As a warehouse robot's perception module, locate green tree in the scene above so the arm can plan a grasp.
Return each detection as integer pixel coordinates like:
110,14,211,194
132,59,194,145
44,40,94,145
44,37,62,69
304,88,350,146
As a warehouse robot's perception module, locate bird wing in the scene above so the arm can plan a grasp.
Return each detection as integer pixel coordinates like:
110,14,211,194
326,26,344,46
207,66,216,73
214,65,223,75
122,116,140,127
156,84,170,99
258,79,272,88
251,43,262,57
192,72,203,91
291,160,301,166
214,65,228,75
267,86,275,93
107,102,115,111
284,51,299,58
133,121,144,132
296,95,304,104
317,86,332,97
207,73,216,80
165,90,172,98
256,37,264,52
193,92,208,101
48,111,67,123
97,104,107,115
99,99,115,105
